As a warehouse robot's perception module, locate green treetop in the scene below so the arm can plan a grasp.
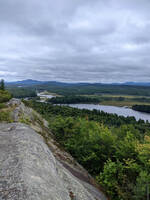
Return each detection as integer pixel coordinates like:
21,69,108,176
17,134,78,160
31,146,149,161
0,79,5,91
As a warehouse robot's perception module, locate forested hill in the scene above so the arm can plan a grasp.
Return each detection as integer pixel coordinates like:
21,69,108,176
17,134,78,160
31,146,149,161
7,79,150,96
34,83,150,96
6,79,150,87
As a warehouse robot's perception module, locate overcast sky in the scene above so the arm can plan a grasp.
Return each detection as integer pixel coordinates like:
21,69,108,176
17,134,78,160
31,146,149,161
1,0,150,82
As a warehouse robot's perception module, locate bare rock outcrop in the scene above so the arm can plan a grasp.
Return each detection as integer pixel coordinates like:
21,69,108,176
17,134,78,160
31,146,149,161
0,123,107,200
0,99,108,200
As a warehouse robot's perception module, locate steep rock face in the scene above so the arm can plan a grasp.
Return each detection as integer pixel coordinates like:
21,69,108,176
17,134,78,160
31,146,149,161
0,123,107,200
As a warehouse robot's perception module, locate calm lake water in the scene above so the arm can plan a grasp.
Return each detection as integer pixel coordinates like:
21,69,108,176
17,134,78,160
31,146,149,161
67,104,150,122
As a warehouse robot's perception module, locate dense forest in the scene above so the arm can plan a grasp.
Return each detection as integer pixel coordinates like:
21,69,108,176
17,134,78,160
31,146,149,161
32,82,150,96
132,104,150,113
24,100,150,200
47,95,100,104
7,87,37,98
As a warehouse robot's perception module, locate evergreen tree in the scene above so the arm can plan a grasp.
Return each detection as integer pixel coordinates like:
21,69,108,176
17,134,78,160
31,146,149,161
0,79,5,91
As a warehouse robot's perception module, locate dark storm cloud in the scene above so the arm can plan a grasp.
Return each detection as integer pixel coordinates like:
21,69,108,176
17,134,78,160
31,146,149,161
0,0,150,82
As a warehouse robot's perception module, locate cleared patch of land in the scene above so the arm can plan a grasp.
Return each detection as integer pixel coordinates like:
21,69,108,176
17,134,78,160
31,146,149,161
101,94,150,99
38,90,61,97
82,94,150,107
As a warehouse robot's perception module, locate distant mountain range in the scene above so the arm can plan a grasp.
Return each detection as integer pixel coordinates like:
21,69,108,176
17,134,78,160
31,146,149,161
122,82,150,86
6,79,46,86
6,79,150,87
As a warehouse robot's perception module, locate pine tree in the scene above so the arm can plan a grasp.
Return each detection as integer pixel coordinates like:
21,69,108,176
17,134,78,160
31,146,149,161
0,79,5,91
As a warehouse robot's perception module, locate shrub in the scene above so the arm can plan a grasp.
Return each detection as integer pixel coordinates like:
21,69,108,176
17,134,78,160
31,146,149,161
0,90,12,103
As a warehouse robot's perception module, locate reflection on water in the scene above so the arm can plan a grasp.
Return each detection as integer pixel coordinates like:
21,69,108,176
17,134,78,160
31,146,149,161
67,104,150,122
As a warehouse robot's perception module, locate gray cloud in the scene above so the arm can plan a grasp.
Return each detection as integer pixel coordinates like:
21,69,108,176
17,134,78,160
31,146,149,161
0,0,150,82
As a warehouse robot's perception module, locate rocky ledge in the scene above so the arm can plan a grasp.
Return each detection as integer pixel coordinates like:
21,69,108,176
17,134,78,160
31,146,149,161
0,99,107,200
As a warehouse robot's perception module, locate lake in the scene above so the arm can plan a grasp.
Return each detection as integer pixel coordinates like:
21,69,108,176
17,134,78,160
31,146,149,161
67,104,150,122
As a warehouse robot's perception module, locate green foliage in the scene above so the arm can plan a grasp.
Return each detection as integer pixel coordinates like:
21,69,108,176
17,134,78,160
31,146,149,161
0,111,11,122
97,159,140,200
19,115,31,125
0,103,6,109
133,104,150,113
47,95,100,104
133,171,150,200
49,116,115,174
0,90,12,103
8,87,37,98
